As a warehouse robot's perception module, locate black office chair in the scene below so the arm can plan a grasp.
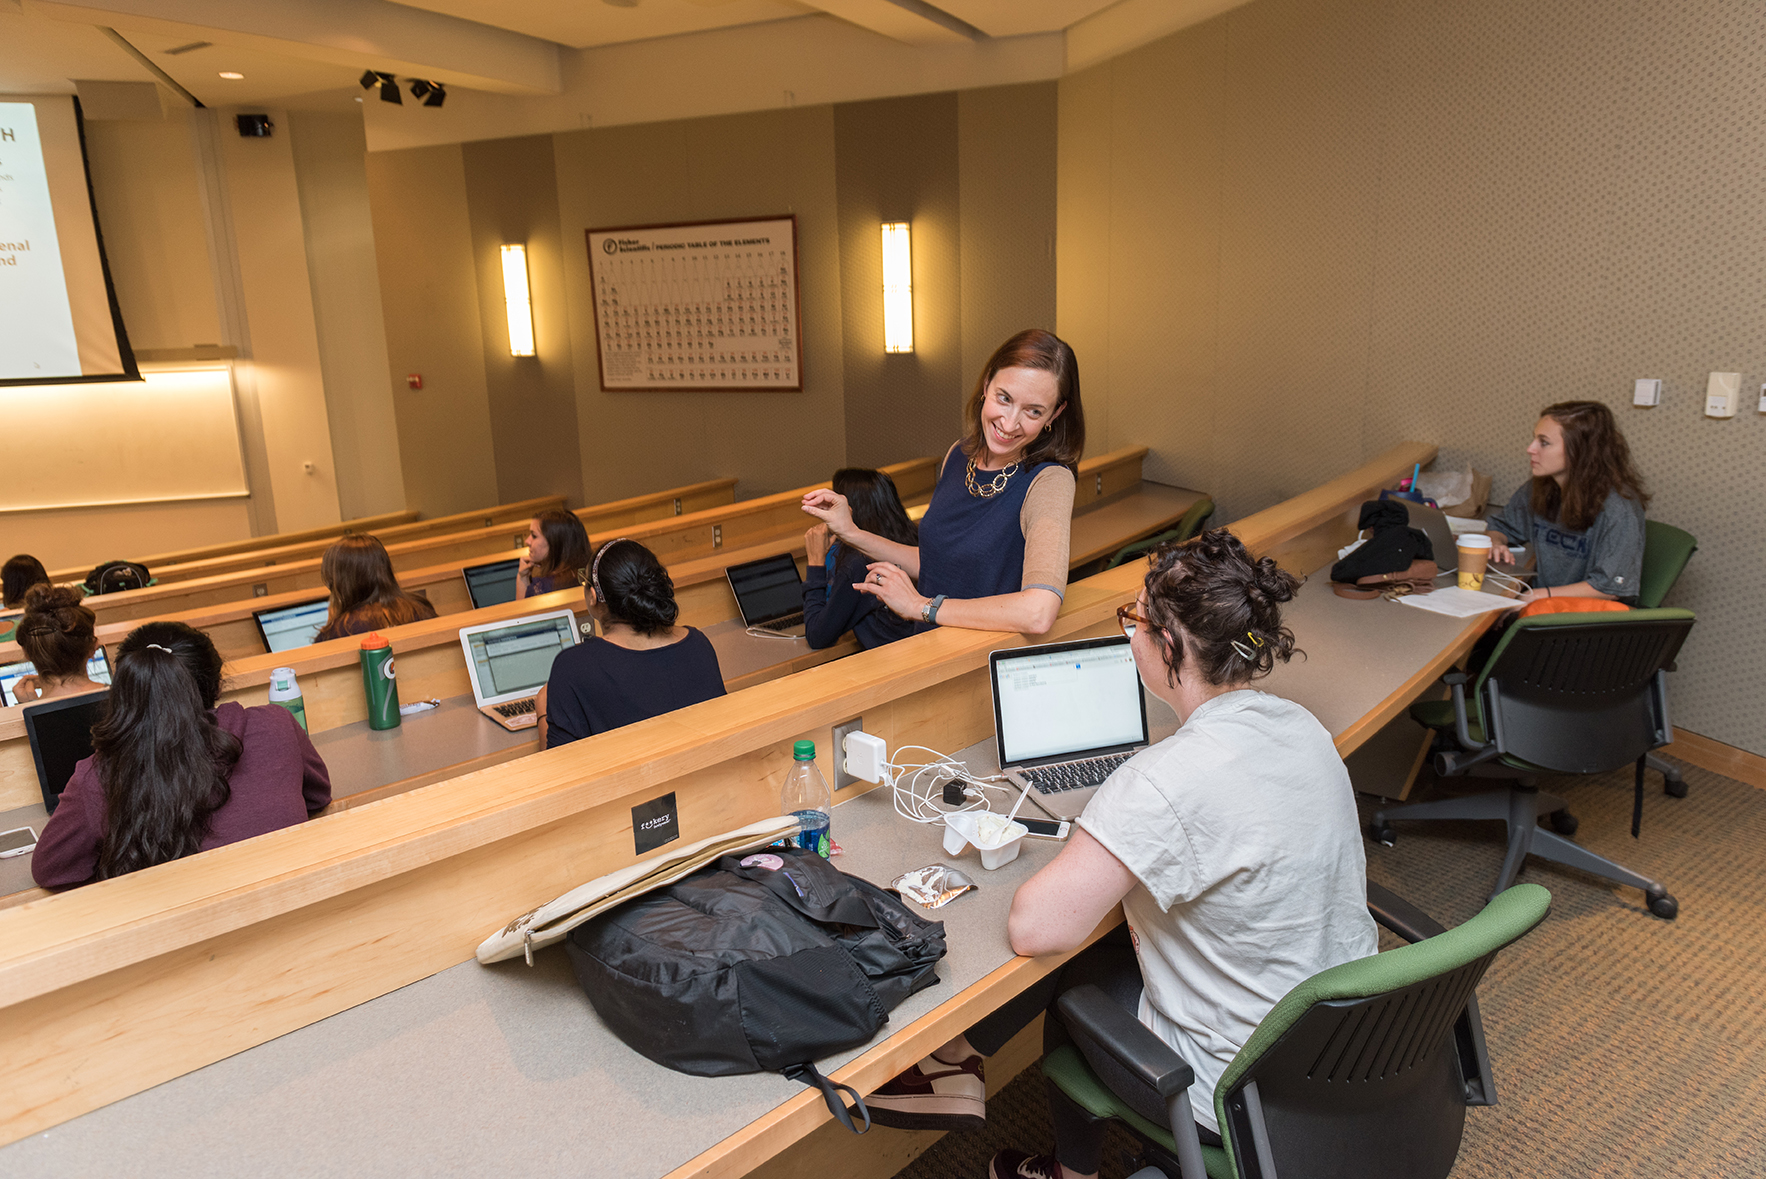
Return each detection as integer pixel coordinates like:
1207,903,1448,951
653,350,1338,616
1370,609,1694,919
1040,882,1550,1179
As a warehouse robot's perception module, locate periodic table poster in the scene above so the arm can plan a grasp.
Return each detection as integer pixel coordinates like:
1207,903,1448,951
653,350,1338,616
586,216,802,391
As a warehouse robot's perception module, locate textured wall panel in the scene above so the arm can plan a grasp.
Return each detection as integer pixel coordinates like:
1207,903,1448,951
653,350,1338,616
1060,0,1766,752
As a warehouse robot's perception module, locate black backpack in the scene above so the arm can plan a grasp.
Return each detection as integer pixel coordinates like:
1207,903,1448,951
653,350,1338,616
566,845,947,1131
82,560,152,595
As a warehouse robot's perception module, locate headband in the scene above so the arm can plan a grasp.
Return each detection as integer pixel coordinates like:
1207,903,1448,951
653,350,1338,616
590,538,633,601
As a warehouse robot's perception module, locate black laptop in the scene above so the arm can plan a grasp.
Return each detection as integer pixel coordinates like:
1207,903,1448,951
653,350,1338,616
725,552,806,637
24,691,111,813
463,558,523,609
252,598,331,654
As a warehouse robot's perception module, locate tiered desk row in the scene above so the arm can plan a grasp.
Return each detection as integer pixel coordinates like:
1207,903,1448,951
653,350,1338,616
0,442,1319,1173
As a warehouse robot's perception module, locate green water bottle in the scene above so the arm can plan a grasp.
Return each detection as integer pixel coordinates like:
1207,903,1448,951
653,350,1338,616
267,666,308,731
359,632,401,730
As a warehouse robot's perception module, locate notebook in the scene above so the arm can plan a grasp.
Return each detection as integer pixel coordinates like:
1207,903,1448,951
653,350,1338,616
458,609,581,730
1,648,113,708
989,635,1149,820
252,598,331,654
24,691,110,813
725,552,806,637
462,558,523,609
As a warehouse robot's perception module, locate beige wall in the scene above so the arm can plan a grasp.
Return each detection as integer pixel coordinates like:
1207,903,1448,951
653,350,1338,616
365,143,501,516
1057,0,1766,754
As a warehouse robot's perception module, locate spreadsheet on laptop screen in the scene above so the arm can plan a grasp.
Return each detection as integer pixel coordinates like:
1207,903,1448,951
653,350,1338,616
256,600,330,653
994,643,1144,764
0,650,111,707
468,616,575,698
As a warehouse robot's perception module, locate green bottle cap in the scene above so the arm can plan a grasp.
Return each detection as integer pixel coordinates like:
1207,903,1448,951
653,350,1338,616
792,739,816,761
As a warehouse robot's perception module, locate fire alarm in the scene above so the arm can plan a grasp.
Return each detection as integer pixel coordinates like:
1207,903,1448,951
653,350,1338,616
405,373,423,389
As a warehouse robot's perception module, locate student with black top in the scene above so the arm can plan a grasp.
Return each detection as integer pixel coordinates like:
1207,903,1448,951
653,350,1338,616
1,554,50,643
537,538,725,749
10,585,103,704
802,469,917,651
517,509,592,599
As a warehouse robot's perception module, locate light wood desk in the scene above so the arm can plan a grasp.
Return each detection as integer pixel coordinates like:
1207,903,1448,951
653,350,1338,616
0,441,1434,1155
0,560,1499,1178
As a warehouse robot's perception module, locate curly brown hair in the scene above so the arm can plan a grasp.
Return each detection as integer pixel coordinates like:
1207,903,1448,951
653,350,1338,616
1140,528,1301,689
15,584,98,680
1530,400,1649,532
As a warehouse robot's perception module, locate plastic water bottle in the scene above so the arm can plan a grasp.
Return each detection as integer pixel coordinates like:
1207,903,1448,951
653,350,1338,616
267,666,308,731
781,739,832,858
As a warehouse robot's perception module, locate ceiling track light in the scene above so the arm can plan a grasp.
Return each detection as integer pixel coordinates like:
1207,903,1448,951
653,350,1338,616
358,70,401,103
409,79,446,108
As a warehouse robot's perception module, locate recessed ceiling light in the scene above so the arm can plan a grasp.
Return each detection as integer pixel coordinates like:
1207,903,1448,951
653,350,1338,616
218,71,245,80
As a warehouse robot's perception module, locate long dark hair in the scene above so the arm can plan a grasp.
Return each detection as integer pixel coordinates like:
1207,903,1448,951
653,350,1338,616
834,468,917,548
1530,400,1650,532
91,622,241,881
960,329,1085,470
532,509,591,585
15,584,97,679
1141,528,1301,689
3,554,49,608
589,539,678,637
318,535,432,635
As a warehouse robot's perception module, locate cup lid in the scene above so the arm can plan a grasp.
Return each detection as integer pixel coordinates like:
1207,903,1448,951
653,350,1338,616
1457,534,1493,548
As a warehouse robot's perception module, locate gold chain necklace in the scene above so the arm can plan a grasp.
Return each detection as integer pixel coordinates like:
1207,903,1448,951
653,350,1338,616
965,457,1020,498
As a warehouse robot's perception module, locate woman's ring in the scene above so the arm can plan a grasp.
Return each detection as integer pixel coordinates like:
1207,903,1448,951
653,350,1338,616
873,572,883,584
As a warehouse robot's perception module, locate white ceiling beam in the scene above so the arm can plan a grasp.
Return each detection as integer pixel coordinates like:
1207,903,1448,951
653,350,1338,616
1065,0,1254,73
799,0,977,46
25,0,563,94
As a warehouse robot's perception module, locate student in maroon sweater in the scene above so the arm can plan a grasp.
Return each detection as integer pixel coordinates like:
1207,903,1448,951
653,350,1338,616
31,622,332,890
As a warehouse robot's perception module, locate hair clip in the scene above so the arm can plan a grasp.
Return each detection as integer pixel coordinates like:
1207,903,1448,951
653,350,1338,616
145,643,173,653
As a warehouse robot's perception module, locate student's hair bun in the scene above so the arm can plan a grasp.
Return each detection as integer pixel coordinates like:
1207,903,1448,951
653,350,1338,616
593,541,679,636
16,584,98,678
1141,528,1301,688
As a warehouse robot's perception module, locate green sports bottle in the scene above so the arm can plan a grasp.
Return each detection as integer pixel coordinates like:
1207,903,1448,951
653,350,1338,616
359,632,401,730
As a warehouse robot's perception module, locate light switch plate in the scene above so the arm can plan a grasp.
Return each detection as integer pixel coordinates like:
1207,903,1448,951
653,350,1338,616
1633,378,1661,407
1706,371,1741,418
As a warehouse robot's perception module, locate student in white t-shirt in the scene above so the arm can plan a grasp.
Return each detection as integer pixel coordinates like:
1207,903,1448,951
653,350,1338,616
953,528,1378,1179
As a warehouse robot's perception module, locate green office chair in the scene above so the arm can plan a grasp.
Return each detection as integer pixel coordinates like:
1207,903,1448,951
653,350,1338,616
1636,521,1698,796
1041,882,1551,1179
1372,610,1694,918
1102,498,1216,571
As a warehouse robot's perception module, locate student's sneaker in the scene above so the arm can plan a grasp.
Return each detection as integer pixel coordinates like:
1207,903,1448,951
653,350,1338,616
988,1149,1070,1179
863,1051,986,1131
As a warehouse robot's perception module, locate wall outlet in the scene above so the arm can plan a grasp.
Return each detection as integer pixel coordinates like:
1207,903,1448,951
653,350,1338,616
1758,384,1766,413
838,724,888,789
1633,378,1661,407
832,717,866,790
1706,371,1741,418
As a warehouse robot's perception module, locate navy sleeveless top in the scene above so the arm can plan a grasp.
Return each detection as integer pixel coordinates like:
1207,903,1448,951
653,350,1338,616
917,445,1061,605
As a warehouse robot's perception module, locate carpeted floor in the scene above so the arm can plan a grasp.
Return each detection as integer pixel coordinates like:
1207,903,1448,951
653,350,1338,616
892,762,1766,1178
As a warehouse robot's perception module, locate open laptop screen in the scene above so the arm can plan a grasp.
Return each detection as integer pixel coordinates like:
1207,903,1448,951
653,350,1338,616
464,614,577,701
1,649,112,708
991,637,1147,767
253,598,331,654
463,558,522,609
24,692,109,813
725,553,803,626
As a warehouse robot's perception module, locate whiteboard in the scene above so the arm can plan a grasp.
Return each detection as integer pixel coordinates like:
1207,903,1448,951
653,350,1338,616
0,367,248,512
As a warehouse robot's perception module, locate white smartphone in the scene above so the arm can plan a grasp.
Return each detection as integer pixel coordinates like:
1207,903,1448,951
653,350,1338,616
1018,817,1072,840
0,826,38,859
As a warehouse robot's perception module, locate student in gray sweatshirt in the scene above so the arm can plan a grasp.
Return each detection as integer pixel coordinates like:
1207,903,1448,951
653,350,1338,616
1485,400,1648,605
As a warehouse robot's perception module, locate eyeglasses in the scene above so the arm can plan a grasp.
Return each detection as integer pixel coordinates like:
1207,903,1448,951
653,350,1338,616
1116,604,1154,638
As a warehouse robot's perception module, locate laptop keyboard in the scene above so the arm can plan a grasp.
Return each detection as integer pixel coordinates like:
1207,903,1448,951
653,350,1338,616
757,611,805,632
493,698,537,719
1026,751,1135,794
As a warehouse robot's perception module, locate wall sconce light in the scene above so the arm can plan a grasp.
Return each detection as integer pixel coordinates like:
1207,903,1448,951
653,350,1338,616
500,244,535,357
881,221,913,354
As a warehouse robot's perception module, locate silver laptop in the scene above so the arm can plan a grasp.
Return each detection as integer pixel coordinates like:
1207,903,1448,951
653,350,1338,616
725,552,806,637
989,635,1150,820
458,609,581,730
252,597,330,654
1,648,113,708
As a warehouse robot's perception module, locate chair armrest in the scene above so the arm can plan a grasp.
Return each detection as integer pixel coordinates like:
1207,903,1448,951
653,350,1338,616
1056,985,1195,1101
1365,880,1447,943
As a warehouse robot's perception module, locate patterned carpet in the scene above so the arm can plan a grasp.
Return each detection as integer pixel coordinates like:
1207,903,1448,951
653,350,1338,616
892,762,1766,1178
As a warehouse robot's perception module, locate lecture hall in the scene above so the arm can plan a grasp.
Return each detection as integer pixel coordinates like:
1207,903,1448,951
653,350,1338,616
0,2,1761,1177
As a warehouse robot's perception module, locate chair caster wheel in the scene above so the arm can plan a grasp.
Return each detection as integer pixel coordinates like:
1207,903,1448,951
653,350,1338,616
1368,822,1396,847
1647,890,1678,920
1663,778,1689,799
1548,810,1579,836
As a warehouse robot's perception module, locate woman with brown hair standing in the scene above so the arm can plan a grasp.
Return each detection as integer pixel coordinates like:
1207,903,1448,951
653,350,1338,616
314,534,437,642
802,328,1084,636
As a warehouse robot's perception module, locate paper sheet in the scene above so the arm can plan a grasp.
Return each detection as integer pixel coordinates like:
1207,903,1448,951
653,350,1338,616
1397,587,1519,617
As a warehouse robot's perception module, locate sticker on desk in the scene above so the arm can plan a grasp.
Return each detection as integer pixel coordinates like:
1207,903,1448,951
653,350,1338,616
632,792,680,855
